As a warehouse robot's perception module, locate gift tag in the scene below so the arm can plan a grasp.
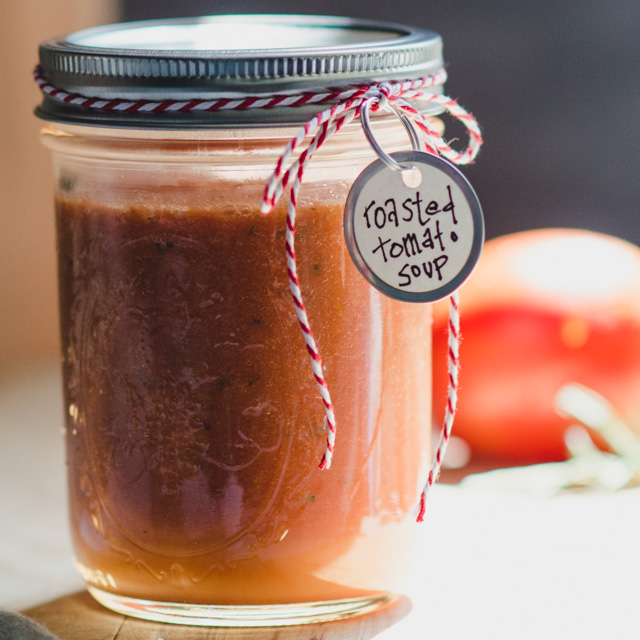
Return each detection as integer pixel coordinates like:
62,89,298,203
344,150,484,302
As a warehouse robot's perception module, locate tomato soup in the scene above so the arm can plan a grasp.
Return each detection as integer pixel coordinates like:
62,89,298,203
56,189,431,605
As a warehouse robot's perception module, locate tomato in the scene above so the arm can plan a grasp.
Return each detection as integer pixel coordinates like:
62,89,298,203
432,229,640,463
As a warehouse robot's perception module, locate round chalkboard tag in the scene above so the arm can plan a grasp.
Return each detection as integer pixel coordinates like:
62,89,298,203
344,150,484,303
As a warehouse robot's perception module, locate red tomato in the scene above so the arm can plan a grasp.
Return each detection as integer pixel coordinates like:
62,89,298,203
432,229,640,463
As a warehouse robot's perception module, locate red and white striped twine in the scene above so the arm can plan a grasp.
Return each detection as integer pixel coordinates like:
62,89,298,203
417,292,460,522
34,65,481,519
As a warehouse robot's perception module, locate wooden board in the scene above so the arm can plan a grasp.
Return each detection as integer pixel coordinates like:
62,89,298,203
24,591,413,640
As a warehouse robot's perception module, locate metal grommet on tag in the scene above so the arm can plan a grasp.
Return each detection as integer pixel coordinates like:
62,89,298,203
344,149,484,302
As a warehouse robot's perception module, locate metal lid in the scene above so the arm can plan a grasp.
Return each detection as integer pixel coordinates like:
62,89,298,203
36,14,444,128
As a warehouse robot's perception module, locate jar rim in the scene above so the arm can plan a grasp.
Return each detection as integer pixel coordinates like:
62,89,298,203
36,14,444,128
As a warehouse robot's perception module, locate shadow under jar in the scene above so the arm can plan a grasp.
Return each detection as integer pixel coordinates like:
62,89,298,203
36,15,443,627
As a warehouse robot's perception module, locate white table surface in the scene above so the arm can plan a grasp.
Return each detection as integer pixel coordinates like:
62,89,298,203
1,362,638,639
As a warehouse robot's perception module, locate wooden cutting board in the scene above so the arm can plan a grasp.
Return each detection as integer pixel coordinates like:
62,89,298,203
24,591,413,640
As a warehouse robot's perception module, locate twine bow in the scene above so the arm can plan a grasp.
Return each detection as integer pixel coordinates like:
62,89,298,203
258,72,479,517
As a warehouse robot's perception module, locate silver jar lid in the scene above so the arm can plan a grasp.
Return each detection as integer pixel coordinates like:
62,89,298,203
36,14,444,128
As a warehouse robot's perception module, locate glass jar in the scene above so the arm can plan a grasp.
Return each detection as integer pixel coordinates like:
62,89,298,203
37,15,443,627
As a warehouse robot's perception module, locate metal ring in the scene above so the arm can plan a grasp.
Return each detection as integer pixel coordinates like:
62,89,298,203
361,97,422,172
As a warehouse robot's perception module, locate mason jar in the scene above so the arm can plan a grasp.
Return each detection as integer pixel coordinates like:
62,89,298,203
36,15,444,627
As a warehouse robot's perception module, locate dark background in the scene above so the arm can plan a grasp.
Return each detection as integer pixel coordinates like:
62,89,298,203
120,0,640,243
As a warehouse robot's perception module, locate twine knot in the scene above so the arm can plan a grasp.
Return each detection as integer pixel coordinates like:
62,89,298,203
364,81,395,111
